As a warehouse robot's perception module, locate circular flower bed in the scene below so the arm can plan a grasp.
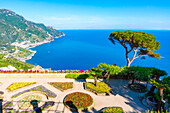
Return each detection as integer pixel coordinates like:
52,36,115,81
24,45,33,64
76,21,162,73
64,92,93,110
128,83,147,93
18,95,42,110
102,107,124,113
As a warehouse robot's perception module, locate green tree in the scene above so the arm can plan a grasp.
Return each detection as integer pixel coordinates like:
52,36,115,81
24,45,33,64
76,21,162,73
148,68,167,96
89,68,104,87
150,79,170,111
109,30,161,67
97,63,120,84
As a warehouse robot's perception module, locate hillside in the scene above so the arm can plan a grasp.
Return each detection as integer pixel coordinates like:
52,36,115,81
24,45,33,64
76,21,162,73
0,9,64,62
0,54,34,70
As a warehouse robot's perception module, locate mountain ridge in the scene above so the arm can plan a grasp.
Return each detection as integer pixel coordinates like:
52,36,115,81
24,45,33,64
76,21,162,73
0,8,65,62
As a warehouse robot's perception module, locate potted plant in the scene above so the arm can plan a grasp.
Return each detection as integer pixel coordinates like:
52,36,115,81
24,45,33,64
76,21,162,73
69,70,73,74
45,70,48,73
65,70,68,73
78,70,81,74
61,70,65,73
81,70,85,74
57,70,61,73
73,70,77,74
85,70,89,74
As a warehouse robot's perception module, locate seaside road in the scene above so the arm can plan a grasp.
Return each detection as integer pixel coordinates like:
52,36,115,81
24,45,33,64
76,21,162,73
0,78,149,113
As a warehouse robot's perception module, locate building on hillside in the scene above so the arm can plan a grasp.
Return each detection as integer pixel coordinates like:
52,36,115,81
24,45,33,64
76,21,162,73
31,65,47,72
0,65,17,71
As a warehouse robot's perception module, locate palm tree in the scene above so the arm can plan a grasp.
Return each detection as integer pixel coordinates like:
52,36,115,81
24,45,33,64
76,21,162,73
89,68,103,87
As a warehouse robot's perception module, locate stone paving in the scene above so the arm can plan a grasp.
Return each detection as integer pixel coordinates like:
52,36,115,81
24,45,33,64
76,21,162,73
0,78,149,113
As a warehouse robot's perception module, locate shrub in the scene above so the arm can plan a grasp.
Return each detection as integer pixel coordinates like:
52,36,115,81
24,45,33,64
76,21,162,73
85,82,110,93
7,82,36,92
102,107,124,113
48,82,73,91
65,74,94,79
64,92,93,109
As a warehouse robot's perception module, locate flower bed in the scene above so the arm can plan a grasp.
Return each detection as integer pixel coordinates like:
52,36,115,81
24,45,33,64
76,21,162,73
41,101,55,111
7,82,36,92
64,92,93,110
84,82,111,95
11,85,57,98
48,82,73,91
65,74,93,79
18,95,42,109
3,101,13,109
102,107,124,113
128,83,147,93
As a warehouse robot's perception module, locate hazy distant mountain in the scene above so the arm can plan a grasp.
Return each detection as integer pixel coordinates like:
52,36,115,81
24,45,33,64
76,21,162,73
0,9,64,45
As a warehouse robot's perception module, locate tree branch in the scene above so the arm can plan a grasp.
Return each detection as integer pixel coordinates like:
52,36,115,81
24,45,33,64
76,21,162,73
134,55,148,59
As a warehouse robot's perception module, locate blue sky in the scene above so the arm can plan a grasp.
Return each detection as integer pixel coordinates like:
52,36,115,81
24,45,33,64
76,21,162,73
1,0,170,30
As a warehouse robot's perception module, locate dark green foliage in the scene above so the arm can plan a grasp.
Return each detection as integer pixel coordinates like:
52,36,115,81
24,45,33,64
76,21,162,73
65,74,94,79
162,76,170,104
150,79,170,89
109,30,161,67
152,68,168,77
89,68,104,78
120,66,152,81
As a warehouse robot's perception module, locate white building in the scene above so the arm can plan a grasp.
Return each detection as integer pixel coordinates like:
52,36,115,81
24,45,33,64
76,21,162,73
0,65,17,71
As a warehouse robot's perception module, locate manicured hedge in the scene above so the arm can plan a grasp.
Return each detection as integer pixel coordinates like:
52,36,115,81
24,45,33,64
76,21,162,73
65,74,94,79
102,107,124,113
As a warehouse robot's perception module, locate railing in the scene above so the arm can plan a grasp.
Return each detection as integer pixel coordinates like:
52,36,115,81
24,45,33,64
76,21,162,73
0,70,89,74
0,99,65,113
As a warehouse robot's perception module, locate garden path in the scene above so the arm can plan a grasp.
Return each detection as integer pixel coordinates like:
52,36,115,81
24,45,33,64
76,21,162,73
0,78,149,113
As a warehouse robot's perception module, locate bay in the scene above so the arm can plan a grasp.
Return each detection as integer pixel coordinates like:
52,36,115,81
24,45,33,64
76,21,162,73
27,30,170,75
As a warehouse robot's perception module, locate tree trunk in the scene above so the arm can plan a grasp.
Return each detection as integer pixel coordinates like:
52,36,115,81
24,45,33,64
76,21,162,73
127,61,131,67
156,75,161,80
158,87,164,111
126,49,137,67
105,75,110,84
131,73,135,84
148,75,161,96
94,76,98,87
126,52,131,67
148,86,156,96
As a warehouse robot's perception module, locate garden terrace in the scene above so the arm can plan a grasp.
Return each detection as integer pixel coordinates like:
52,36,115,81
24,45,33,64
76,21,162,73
11,85,57,98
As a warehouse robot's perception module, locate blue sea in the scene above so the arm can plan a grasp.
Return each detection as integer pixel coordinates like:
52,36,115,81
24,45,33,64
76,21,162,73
27,30,170,75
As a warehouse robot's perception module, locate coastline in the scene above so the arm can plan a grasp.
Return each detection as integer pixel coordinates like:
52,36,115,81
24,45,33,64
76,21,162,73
24,33,65,62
